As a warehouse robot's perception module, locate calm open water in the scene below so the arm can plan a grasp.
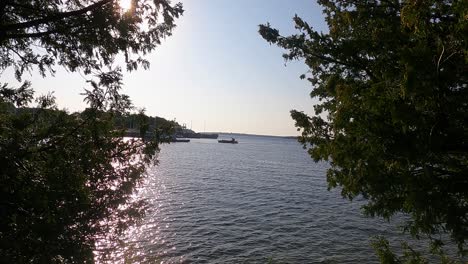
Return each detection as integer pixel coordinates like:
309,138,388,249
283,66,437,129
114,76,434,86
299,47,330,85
123,134,407,263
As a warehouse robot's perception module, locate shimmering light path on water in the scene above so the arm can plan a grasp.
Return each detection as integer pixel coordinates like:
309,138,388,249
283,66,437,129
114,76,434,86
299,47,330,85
125,134,403,263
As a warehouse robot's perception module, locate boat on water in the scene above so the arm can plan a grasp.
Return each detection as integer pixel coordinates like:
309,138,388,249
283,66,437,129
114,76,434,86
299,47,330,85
218,138,238,144
171,138,190,143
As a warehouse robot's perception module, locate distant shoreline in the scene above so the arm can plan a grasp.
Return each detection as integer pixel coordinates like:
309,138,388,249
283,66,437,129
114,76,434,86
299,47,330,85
210,132,298,139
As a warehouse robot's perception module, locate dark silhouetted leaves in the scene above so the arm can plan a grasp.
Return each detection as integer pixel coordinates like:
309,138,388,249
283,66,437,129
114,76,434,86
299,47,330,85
0,0,183,262
260,0,468,258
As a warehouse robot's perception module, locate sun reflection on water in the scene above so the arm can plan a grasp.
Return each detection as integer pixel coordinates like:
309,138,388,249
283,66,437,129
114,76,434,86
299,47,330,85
93,166,173,263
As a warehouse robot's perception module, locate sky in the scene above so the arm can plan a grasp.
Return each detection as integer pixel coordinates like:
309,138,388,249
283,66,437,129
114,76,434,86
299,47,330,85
3,0,328,136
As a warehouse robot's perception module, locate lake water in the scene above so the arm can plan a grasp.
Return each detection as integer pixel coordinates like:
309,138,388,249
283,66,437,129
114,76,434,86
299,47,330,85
123,134,406,263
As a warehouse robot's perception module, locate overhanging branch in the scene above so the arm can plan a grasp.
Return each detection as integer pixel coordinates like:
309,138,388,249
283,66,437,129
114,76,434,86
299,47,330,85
5,30,59,39
1,0,114,33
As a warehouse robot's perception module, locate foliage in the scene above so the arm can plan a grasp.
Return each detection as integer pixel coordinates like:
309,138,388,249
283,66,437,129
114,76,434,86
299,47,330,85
1,0,183,79
372,236,464,264
260,0,467,257
0,88,164,262
114,112,179,133
0,0,183,262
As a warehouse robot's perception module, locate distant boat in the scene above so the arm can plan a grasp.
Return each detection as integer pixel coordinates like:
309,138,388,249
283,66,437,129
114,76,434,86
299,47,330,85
176,131,218,139
218,138,238,144
171,138,190,143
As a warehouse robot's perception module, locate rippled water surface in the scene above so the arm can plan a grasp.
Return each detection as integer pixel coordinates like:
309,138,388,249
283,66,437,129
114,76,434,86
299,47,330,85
126,134,404,263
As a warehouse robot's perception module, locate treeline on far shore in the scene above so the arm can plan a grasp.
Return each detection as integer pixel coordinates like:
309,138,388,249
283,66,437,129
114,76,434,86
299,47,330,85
6,104,184,138
114,112,181,138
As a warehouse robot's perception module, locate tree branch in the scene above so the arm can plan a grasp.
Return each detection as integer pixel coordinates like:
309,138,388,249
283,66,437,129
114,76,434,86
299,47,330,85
0,0,114,32
306,51,377,81
4,30,59,39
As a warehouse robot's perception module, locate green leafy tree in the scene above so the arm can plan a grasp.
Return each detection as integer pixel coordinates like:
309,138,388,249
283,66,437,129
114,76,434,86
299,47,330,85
260,0,467,258
0,0,183,262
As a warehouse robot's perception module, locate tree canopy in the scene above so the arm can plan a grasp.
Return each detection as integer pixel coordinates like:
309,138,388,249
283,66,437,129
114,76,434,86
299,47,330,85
260,0,467,257
0,0,183,262
1,0,183,78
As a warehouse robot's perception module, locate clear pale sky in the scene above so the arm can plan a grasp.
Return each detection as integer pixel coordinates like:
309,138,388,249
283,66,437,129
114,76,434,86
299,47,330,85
4,0,327,136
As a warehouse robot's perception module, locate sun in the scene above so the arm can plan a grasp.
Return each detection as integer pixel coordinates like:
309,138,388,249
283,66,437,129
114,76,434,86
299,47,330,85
119,0,132,11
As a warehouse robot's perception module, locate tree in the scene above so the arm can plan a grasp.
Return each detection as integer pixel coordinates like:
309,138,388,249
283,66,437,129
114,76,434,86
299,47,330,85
0,0,183,262
1,0,183,80
260,0,467,258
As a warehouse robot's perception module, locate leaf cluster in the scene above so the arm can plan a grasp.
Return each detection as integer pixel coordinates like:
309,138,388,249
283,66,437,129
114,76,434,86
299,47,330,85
0,0,183,262
260,0,468,256
0,83,173,262
0,0,183,80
